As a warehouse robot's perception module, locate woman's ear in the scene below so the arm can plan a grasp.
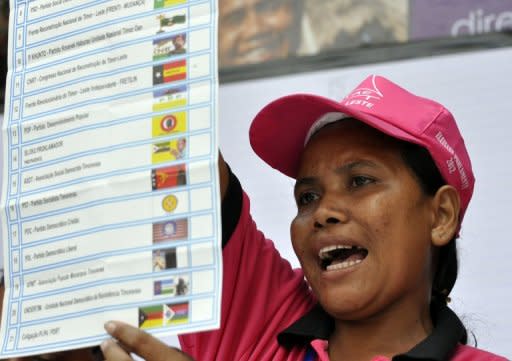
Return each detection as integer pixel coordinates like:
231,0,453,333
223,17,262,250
431,185,460,247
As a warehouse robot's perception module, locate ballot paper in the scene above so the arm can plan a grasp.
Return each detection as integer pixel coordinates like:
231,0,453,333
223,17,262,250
0,0,220,357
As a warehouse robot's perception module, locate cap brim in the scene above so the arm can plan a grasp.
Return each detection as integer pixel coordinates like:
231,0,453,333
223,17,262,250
249,93,423,178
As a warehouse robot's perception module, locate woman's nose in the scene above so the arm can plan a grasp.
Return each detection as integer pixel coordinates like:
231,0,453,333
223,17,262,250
314,216,341,229
313,198,350,229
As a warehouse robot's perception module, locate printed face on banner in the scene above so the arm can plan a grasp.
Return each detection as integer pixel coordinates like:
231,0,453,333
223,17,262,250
219,0,301,67
218,0,408,68
304,1,407,50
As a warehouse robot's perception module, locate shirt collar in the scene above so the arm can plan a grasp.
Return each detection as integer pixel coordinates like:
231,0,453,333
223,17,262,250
277,302,466,360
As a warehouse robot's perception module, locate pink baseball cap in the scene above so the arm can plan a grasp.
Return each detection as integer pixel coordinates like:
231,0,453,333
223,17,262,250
249,75,474,222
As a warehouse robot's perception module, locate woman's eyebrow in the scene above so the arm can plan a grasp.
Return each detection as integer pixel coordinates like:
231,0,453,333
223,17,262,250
294,177,316,193
335,160,379,174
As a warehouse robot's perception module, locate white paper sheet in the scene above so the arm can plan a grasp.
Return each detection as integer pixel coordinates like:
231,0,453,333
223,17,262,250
0,0,221,358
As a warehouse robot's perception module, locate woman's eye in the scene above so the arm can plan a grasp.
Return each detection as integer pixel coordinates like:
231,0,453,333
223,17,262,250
350,176,374,188
297,191,319,206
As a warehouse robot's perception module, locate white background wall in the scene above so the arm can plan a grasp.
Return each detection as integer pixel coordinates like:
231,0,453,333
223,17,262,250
214,47,512,358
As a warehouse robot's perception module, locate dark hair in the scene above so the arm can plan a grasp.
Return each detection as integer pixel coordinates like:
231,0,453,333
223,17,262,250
400,142,468,344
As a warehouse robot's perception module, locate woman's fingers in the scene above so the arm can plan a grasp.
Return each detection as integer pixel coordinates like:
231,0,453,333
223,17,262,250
102,321,194,361
100,339,133,361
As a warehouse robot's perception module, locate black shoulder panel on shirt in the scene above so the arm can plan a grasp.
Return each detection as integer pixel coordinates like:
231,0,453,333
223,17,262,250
277,301,466,360
277,304,334,348
393,302,466,361
221,165,243,248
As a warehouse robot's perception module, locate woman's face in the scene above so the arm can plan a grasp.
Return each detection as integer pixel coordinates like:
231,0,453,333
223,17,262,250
219,0,297,66
291,120,437,322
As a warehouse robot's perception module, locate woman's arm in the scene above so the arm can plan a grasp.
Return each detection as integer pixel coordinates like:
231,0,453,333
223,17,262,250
219,151,230,201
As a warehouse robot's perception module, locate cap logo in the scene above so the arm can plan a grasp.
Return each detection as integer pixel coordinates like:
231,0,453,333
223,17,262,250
343,75,383,109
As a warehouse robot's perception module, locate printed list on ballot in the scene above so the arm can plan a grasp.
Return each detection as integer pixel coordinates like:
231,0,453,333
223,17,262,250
0,0,221,357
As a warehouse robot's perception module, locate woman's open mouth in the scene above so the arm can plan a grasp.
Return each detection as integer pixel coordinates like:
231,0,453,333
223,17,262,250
318,245,368,271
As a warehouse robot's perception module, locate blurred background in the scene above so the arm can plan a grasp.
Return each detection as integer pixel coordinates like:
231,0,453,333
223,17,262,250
2,0,512,104
216,0,512,80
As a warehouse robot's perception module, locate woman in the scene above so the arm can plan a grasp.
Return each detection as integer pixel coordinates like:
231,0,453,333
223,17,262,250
6,75,506,360
173,75,506,360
